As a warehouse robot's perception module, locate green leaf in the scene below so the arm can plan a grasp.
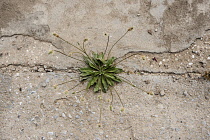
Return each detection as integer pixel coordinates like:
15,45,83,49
84,57,99,70
92,57,101,66
98,52,104,60
81,76,91,81
93,76,103,93
98,76,102,92
80,67,95,73
101,75,108,92
104,73,115,79
105,77,114,86
94,79,99,92
106,67,123,74
80,72,94,77
113,76,122,83
88,60,98,70
106,57,116,66
104,73,122,83
87,76,98,89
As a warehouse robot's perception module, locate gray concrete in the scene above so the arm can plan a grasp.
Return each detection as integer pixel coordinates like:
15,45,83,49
0,0,210,139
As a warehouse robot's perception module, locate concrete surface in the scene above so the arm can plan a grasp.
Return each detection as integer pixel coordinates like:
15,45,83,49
0,0,210,139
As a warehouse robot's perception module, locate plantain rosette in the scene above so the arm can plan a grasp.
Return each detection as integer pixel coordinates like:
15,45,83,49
80,52,123,93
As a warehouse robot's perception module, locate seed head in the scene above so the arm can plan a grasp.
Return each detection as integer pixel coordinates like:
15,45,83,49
110,105,113,111
53,85,57,89
120,107,125,112
53,33,59,37
48,50,54,54
64,90,68,94
128,27,133,31
80,97,85,101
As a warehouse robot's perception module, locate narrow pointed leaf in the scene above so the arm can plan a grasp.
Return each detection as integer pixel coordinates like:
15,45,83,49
106,77,114,86
101,75,108,92
87,76,98,89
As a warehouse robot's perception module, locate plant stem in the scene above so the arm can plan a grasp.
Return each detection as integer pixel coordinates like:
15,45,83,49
107,29,130,59
52,50,83,62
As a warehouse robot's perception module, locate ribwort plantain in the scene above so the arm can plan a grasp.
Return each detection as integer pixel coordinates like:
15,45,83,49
49,28,152,126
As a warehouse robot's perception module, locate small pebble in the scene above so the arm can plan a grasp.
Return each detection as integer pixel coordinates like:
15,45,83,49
192,50,200,56
32,67,38,71
188,62,193,65
62,113,66,118
53,115,58,119
91,111,96,114
160,90,165,96
139,72,144,75
30,91,36,94
11,67,16,71
23,68,28,72
47,132,54,135
79,110,83,114
38,68,45,72
46,69,53,72
183,91,188,96
151,115,158,117
175,128,180,131
75,115,80,119
61,130,67,135
68,113,72,118
15,73,20,77
41,82,47,88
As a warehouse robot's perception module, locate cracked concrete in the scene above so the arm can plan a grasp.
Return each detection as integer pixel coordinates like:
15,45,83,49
0,0,210,139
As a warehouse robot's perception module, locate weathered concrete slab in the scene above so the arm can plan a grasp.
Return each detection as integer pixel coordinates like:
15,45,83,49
0,71,209,139
0,0,210,139
1,0,210,56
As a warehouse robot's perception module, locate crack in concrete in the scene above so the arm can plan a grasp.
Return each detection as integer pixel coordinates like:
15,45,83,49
0,33,56,47
0,63,203,76
0,63,79,73
132,69,202,75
